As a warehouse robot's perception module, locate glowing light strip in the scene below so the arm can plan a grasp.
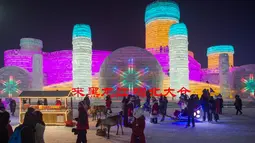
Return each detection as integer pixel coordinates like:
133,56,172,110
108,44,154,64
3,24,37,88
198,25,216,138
112,80,126,90
250,74,254,81
241,78,248,84
128,58,134,74
135,80,150,89
113,67,127,77
135,67,149,78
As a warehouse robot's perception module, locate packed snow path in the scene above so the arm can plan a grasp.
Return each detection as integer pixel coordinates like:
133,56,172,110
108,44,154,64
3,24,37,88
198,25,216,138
11,108,255,143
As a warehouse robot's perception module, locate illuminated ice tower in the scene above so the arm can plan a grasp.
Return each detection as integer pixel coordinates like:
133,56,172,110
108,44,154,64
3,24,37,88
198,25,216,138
31,54,43,90
169,23,189,98
72,24,92,96
207,45,234,70
145,0,180,54
219,53,231,98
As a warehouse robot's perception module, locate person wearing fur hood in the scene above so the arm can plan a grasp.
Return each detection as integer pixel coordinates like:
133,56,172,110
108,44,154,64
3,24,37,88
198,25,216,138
150,97,159,124
128,107,146,143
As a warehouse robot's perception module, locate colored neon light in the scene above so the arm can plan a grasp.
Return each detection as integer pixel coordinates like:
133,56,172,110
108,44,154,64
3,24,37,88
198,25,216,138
145,1,180,24
72,24,92,39
0,75,22,97
169,23,188,36
241,74,255,96
112,58,150,94
207,45,234,56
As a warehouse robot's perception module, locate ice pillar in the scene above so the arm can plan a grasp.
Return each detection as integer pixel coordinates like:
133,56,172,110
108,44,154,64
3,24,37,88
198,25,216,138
219,53,231,98
72,24,92,97
31,54,43,90
169,23,189,100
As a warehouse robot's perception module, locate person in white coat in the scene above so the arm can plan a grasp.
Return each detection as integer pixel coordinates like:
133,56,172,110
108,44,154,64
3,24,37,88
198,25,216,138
34,110,45,143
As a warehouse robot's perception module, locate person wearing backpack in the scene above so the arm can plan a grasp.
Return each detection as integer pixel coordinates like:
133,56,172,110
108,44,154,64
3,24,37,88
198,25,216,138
0,110,10,143
9,108,36,143
34,111,45,143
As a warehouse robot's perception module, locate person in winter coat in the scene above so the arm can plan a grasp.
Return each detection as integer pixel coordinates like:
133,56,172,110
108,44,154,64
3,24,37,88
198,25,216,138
9,99,16,116
84,94,91,109
56,98,62,106
43,98,48,105
215,94,223,115
186,94,197,127
216,94,223,114
76,101,89,143
128,97,135,123
135,95,141,108
7,121,13,138
0,110,10,143
105,95,112,114
234,95,242,115
34,110,45,143
144,90,151,112
17,108,36,143
128,107,146,143
123,97,129,127
150,97,159,124
0,98,5,110
178,94,188,116
159,95,168,122
200,89,210,121
208,96,219,122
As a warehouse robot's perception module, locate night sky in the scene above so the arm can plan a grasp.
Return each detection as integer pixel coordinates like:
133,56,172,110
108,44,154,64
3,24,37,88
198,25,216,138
0,0,255,68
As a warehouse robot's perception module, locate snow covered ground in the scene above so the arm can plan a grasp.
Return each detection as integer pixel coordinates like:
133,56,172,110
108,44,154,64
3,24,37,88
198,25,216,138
10,108,255,143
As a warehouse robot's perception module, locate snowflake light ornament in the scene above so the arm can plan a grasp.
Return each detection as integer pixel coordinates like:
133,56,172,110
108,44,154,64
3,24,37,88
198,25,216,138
112,58,150,94
0,76,22,97
241,74,255,97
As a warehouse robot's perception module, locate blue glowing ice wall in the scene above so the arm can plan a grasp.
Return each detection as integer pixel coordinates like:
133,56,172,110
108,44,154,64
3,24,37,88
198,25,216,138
169,23,188,36
72,24,92,39
207,45,234,56
145,0,180,24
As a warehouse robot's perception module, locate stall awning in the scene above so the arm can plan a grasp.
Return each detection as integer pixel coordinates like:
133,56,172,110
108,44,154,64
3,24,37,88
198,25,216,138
18,91,73,98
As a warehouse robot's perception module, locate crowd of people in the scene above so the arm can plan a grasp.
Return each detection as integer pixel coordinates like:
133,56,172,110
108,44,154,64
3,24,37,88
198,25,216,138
0,89,244,143
0,105,45,143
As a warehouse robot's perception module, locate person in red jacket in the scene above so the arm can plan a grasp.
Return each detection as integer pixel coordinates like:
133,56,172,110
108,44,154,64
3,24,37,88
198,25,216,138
56,98,62,106
150,97,159,124
128,107,146,143
76,101,89,143
105,95,112,114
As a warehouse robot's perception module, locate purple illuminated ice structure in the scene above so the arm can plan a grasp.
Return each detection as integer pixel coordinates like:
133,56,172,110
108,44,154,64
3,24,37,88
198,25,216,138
4,48,202,85
154,53,202,81
4,49,111,85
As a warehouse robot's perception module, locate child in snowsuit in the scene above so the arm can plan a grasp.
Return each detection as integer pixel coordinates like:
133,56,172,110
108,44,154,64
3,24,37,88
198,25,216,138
128,107,146,143
234,95,242,115
150,97,159,124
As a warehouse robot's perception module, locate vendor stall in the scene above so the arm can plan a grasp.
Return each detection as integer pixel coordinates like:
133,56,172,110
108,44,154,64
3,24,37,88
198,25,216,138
19,91,73,126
